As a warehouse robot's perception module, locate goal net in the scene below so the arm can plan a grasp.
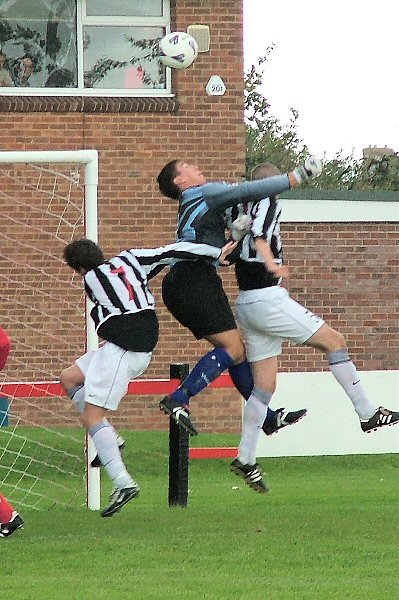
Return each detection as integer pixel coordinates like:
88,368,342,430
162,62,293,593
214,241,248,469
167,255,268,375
0,150,100,511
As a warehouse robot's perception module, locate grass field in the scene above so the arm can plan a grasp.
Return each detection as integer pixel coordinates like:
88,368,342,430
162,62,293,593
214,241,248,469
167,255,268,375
2,430,399,600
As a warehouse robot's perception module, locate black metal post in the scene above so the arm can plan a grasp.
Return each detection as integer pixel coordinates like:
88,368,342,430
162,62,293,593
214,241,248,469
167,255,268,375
168,363,190,507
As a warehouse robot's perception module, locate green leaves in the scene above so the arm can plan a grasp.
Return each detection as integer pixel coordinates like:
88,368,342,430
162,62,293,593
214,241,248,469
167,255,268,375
245,52,398,190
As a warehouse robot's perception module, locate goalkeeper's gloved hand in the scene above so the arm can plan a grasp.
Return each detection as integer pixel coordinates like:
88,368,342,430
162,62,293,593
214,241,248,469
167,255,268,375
230,214,252,241
292,156,323,185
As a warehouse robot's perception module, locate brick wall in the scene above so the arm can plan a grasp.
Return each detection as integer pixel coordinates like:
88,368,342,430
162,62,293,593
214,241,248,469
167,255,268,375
0,1,398,433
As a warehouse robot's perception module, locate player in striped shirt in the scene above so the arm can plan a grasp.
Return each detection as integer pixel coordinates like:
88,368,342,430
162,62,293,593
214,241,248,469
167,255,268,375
157,157,322,435
61,237,235,517
228,162,399,492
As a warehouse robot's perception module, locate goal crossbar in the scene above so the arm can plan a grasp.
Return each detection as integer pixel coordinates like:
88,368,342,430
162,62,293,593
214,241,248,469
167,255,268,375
0,149,98,182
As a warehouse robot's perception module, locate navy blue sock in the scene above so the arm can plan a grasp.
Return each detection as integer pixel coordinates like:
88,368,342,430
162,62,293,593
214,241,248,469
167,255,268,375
171,348,234,404
264,407,276,422
228,360,276,422
228,360,253,400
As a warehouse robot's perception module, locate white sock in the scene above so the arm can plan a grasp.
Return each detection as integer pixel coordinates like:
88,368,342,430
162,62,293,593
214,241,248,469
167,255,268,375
90,424,135,489
328,350,377,420
69,385,85,413
69,386,124,445
238,390,270,465
103,421,125,447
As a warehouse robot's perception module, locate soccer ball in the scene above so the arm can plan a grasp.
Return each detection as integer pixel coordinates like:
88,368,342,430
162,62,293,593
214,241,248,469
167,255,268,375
159,31,199,69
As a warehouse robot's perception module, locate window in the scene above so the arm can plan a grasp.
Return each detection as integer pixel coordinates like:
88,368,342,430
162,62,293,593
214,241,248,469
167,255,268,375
0,0,171,95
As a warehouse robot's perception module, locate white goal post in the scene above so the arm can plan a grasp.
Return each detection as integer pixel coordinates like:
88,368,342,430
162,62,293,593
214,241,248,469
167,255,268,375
0,149,101,510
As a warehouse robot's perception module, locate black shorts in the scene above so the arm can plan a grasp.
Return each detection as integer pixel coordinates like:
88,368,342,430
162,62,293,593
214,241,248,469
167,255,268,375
161,261,237,340
97,310,159,352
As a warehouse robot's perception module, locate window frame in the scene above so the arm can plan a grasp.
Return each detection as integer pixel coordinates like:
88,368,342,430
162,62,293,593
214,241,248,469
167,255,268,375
0,0,172,97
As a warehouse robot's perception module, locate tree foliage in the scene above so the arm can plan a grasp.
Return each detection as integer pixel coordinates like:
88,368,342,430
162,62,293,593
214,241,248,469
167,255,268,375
245,51,399,190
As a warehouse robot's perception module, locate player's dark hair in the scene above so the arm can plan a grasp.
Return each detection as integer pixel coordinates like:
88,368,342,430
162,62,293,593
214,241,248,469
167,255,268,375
63,238,105,273
157,159,181,199
251,162,281,181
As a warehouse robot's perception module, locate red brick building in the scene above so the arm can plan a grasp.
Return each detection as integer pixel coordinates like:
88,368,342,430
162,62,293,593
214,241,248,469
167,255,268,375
0,1,397,434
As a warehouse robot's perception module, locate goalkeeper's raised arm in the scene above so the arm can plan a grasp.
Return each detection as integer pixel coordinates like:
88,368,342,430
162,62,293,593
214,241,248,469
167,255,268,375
157,157,322,213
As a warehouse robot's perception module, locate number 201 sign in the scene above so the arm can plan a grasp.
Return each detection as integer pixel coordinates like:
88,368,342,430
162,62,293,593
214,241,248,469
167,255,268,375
206,75,227,96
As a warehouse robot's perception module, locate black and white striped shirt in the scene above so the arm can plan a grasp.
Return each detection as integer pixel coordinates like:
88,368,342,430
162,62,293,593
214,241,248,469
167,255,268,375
226,197,283,290
84,241,223,332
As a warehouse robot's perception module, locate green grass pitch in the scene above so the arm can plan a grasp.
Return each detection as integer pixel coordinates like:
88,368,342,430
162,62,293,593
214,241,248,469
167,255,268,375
2,430,398,600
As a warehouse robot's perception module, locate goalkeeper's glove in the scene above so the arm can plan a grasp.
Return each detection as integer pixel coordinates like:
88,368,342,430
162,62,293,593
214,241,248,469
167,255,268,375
230,214,252,241
292,156,323,185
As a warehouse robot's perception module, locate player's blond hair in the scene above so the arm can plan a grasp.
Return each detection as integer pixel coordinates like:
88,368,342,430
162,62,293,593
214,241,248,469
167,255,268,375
251,162,281,181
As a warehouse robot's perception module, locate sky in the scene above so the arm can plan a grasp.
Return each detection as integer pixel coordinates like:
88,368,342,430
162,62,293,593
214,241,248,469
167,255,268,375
243,0,398,159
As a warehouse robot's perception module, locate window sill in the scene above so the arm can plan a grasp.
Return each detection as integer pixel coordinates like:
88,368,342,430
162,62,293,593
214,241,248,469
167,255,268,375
0,95,179,113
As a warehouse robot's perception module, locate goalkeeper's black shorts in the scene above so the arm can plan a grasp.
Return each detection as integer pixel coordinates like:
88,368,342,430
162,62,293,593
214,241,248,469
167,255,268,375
162,260,237,340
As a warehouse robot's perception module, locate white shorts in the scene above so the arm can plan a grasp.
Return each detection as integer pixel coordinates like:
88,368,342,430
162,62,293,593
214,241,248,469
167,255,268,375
235,286,324,362
75,342,152,411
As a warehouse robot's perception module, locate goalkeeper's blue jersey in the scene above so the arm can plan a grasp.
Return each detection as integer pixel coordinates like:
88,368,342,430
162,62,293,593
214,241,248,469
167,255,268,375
177,183,228,247
176,175,291,249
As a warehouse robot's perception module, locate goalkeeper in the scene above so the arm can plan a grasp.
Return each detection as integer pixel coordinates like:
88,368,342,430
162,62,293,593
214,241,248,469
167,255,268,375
157,157,321,435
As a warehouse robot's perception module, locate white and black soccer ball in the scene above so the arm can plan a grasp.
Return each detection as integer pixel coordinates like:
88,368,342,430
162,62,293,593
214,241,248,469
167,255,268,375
159,31,199,69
